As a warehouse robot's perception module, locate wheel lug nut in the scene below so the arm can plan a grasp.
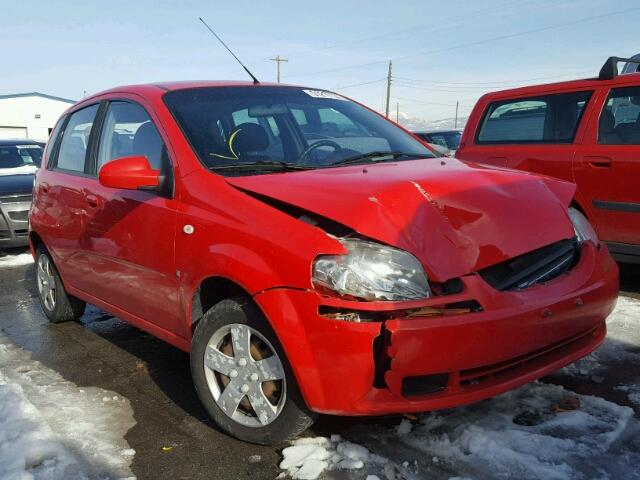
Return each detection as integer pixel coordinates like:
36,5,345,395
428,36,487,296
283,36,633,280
241,384,249,393
229,369,238,378
250,373,259,382
238,358,247,367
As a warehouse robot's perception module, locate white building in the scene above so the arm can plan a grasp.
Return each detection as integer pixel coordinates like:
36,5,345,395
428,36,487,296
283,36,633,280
0,92,75,141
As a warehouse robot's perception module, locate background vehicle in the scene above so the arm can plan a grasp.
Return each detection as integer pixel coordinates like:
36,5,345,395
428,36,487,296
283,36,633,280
0,139,42,247
457,56,640,264
414,129,461,154
425,142,451,157
30,82,617,445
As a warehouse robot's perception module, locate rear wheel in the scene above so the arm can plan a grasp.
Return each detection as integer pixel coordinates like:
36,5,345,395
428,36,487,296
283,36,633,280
35,247,86,323
191,297,315,445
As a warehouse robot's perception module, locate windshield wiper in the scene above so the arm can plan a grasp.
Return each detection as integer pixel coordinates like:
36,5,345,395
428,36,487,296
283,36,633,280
209,161,314,172
330,151,421,166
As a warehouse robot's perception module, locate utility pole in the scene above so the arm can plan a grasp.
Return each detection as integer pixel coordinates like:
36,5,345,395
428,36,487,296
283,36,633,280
454,100,459,128
270,55,288,83
385,60,392,118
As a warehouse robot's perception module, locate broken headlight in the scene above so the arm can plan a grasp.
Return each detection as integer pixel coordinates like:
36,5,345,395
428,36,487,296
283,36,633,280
312,238,431,301
568,207,598,244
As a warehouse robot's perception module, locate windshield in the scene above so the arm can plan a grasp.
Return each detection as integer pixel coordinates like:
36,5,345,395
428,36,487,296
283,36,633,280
164,86,435,175
418,131,461,150
0,144,43,169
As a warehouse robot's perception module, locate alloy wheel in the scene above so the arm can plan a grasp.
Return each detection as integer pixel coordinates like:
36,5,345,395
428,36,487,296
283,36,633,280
37,254,56,311
203,323,286,427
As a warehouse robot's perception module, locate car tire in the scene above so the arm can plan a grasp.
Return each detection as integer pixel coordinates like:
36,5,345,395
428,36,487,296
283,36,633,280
35,246,86,323
191,296,316,445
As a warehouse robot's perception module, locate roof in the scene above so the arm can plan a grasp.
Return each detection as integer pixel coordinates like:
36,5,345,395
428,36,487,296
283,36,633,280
79,80,300,103
0,92,75,104
479,71,640,100
414,130,462,134
0,139,45,146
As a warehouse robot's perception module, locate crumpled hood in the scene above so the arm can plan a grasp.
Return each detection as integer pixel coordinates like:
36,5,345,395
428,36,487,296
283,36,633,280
226,158,576,281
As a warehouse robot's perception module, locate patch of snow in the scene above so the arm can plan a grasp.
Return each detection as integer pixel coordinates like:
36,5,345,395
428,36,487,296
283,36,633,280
282,383,639,479
562,296,640,377
0,332,136,479
280,436,375,480
396,383,636,480
0,252,34,269
396,419,413,436
616,382,640,406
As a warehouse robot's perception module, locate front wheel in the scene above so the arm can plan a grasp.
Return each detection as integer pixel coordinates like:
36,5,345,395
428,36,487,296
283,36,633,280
190,297,315,445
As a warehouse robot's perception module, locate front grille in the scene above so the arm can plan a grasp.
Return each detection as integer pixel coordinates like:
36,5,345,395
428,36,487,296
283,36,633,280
0,194,32,204
479,238,580,291
0,231,9,239
8,210,29,222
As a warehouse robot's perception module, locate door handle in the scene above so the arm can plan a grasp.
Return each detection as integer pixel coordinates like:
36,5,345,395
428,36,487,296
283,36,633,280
585,156,612,168
85,194,100,208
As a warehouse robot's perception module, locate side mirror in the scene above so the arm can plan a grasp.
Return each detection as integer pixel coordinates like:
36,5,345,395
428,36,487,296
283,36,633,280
99,156,160,191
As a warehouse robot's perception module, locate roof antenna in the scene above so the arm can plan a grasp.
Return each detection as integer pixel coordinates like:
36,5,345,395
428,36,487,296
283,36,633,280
198,17,260,84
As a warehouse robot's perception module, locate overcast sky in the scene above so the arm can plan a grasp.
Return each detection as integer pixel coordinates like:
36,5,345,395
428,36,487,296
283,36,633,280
2,0,639,122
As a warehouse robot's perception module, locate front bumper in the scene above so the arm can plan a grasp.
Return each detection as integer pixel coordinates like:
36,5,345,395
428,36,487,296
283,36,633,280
0,195,31,248
254,241,618,415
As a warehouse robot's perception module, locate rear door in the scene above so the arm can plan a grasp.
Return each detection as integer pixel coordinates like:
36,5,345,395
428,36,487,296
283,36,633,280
458,90,593,186
38,103,101,290
79,98,183,336
575,85,640,250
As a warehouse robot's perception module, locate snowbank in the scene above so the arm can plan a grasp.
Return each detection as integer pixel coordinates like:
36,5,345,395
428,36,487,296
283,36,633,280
0,252,34,269
279,296,640,480
0,332,136,480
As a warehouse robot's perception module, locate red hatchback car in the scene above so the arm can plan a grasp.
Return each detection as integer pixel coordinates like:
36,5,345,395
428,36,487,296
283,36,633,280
458,57,640,264
30,81,618,444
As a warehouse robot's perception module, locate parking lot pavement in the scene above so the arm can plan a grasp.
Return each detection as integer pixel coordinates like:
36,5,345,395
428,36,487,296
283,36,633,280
0,248,283,480
0,247,639,480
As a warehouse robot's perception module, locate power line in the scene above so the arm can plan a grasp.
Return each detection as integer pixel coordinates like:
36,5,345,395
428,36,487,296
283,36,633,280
331,78,387,90
275,0,532,61
286,6,640,79
393,69,594,86
391,96,475,108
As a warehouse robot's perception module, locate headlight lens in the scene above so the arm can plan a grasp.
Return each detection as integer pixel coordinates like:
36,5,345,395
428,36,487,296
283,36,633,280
568,207,598,244
312,238,431,301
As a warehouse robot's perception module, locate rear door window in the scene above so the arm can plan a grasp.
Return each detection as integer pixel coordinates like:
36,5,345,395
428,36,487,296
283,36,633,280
477,91,592,144
599,86,640,144
56,104,100,172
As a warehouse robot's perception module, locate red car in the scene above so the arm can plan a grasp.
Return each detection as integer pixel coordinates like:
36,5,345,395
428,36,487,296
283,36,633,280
458,56,640,264
29,81,618,445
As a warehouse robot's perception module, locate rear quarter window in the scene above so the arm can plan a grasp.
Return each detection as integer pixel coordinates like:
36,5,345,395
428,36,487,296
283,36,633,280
476,91,592,144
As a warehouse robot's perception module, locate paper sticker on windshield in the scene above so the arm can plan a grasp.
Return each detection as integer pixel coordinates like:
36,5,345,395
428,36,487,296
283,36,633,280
302,89,345,100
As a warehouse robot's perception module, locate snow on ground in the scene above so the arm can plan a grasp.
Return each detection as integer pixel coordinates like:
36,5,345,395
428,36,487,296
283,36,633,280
0,331,136,480
280,436,382,480
280,296,640,480
0,251,34,268
562,296,640,403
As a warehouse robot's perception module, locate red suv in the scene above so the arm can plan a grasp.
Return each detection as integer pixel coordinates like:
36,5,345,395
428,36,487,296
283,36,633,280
30,81,618,444
458,56,640,264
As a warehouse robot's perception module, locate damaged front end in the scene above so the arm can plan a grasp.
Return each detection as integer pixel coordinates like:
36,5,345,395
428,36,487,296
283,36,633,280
230,161,617,415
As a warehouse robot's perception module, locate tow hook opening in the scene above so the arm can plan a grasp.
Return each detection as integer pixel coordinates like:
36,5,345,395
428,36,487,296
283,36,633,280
372,323,392,389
